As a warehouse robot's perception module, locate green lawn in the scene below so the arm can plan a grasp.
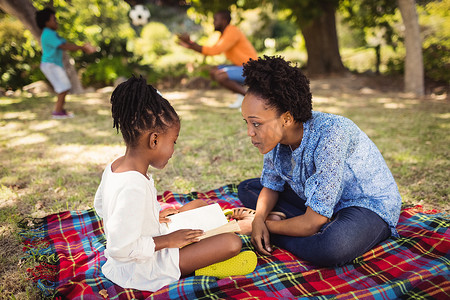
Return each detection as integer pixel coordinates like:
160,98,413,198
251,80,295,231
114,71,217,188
0,79,448,298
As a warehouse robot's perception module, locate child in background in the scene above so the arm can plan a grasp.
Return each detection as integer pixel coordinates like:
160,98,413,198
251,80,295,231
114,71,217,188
94,76,256,292
35,8,95,119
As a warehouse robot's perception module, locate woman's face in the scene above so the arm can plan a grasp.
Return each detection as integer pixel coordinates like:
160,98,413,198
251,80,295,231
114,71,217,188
241,93,285,154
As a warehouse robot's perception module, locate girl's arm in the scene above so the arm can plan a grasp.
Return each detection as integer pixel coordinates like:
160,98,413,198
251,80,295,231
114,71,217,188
153,229,204,250
265,207,329,236
251,187,279,255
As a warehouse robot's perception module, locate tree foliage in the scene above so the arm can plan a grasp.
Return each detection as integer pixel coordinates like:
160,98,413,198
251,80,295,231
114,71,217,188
340,0,399,48
0,14,43,88
0,0,448,90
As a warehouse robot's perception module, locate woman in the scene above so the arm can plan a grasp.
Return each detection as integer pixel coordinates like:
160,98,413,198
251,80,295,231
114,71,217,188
235,56,402,267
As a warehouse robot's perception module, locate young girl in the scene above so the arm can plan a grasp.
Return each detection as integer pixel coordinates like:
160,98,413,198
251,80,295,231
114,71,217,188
234,56,402,267
94,76,256,292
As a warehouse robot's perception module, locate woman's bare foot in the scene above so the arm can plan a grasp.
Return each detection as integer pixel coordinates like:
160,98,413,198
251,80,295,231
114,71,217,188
229,208,287,235
229,208,286,221
229,207,256,220
236,218,253,235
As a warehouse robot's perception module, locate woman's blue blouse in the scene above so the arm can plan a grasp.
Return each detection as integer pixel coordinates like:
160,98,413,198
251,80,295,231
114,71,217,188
261,111,402,236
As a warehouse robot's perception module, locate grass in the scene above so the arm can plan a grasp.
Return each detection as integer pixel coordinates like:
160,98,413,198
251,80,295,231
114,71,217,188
0,78,449,299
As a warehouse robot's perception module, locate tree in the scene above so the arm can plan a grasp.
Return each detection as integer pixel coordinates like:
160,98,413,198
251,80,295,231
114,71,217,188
292,0,346,75
397,0,424,96
0,0,83,93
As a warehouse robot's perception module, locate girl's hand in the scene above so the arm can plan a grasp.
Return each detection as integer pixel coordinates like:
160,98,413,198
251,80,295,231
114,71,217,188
166,229,204,248
159,208,179,224
251,217,272,256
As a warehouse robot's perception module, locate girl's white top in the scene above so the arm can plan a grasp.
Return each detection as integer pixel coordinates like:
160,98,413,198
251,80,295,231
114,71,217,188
94,161,180,292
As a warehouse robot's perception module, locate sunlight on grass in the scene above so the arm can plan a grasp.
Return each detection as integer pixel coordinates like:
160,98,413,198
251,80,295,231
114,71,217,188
0,98,24,105
165,91,192,100
2,111,37,120
49,145,123,165
0,185,18,209
8,133,48,147
383,102,407,109
437,113,450,119
392,151,420,164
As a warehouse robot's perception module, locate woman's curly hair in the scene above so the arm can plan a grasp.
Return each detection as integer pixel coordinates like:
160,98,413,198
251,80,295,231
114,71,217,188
243,55,312,123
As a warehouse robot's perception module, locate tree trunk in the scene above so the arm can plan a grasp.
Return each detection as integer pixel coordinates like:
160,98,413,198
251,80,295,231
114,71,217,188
0,0,40,39
397,0,424,96
0,0,84,93
301,2,347,76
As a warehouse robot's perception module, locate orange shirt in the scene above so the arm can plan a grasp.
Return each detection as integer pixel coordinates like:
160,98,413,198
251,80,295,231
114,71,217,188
201,25,258,66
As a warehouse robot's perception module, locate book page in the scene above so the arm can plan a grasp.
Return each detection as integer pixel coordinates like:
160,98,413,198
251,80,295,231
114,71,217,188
166,203,228,233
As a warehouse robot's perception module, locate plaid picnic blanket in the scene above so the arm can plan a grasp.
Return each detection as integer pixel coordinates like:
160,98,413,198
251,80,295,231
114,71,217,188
20,184,450,299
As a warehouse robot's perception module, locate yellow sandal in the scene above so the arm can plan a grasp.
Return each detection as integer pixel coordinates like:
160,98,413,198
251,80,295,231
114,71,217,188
195,251,257,278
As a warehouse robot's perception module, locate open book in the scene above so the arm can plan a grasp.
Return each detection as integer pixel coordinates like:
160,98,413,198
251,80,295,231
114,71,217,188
166,203,240,240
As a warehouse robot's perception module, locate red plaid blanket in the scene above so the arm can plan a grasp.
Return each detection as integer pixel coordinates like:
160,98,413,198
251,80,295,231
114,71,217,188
20,185,450,299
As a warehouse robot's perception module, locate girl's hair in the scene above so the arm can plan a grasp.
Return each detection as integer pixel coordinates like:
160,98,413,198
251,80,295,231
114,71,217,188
35,8,55,30
110,76,179,146
243,55,312,123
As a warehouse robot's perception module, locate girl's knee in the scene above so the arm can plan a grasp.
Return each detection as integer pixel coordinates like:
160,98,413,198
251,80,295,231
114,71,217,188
223,233,242,256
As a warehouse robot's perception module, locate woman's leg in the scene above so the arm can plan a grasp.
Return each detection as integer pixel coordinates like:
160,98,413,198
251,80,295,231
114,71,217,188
271,207,391,267
178,233,242,276
238,178,307,218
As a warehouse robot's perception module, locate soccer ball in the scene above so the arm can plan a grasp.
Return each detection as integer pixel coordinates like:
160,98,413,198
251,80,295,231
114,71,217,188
129,4,151,27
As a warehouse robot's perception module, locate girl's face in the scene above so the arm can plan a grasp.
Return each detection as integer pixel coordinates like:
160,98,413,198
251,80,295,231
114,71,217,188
241,93,286,154
149,123,180,170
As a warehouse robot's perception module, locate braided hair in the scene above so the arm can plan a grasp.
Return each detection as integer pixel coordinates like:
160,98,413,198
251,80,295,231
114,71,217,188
110,76,179,147
243,55,312,123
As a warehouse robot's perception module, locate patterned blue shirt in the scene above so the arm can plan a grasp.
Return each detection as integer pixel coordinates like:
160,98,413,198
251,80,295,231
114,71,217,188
41,28,66,67
261,111,402,236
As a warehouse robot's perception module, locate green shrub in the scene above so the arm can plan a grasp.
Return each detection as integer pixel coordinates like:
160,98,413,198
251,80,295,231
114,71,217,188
0,17,45,90
81,56,151,87
423,44,450,83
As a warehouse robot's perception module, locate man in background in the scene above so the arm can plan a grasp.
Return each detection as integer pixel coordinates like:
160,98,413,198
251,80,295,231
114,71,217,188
178,10,258,109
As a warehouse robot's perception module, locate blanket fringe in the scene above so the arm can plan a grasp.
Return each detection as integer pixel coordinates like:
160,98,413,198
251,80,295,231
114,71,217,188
19,217,59,299
403,204,450,221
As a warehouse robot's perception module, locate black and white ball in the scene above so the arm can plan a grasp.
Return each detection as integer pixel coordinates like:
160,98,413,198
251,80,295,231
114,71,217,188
129,4,151,27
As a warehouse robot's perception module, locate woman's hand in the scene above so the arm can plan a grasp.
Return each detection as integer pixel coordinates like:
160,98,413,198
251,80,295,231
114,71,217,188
165,229,204,248
251,216,273,255
159,208,179,224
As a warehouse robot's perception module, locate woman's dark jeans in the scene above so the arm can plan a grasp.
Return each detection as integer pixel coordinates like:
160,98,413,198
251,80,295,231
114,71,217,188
238,178,391,267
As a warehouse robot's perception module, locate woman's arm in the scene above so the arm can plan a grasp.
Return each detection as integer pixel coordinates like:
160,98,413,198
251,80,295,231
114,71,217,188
251,187,279,255
265,207,329,236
